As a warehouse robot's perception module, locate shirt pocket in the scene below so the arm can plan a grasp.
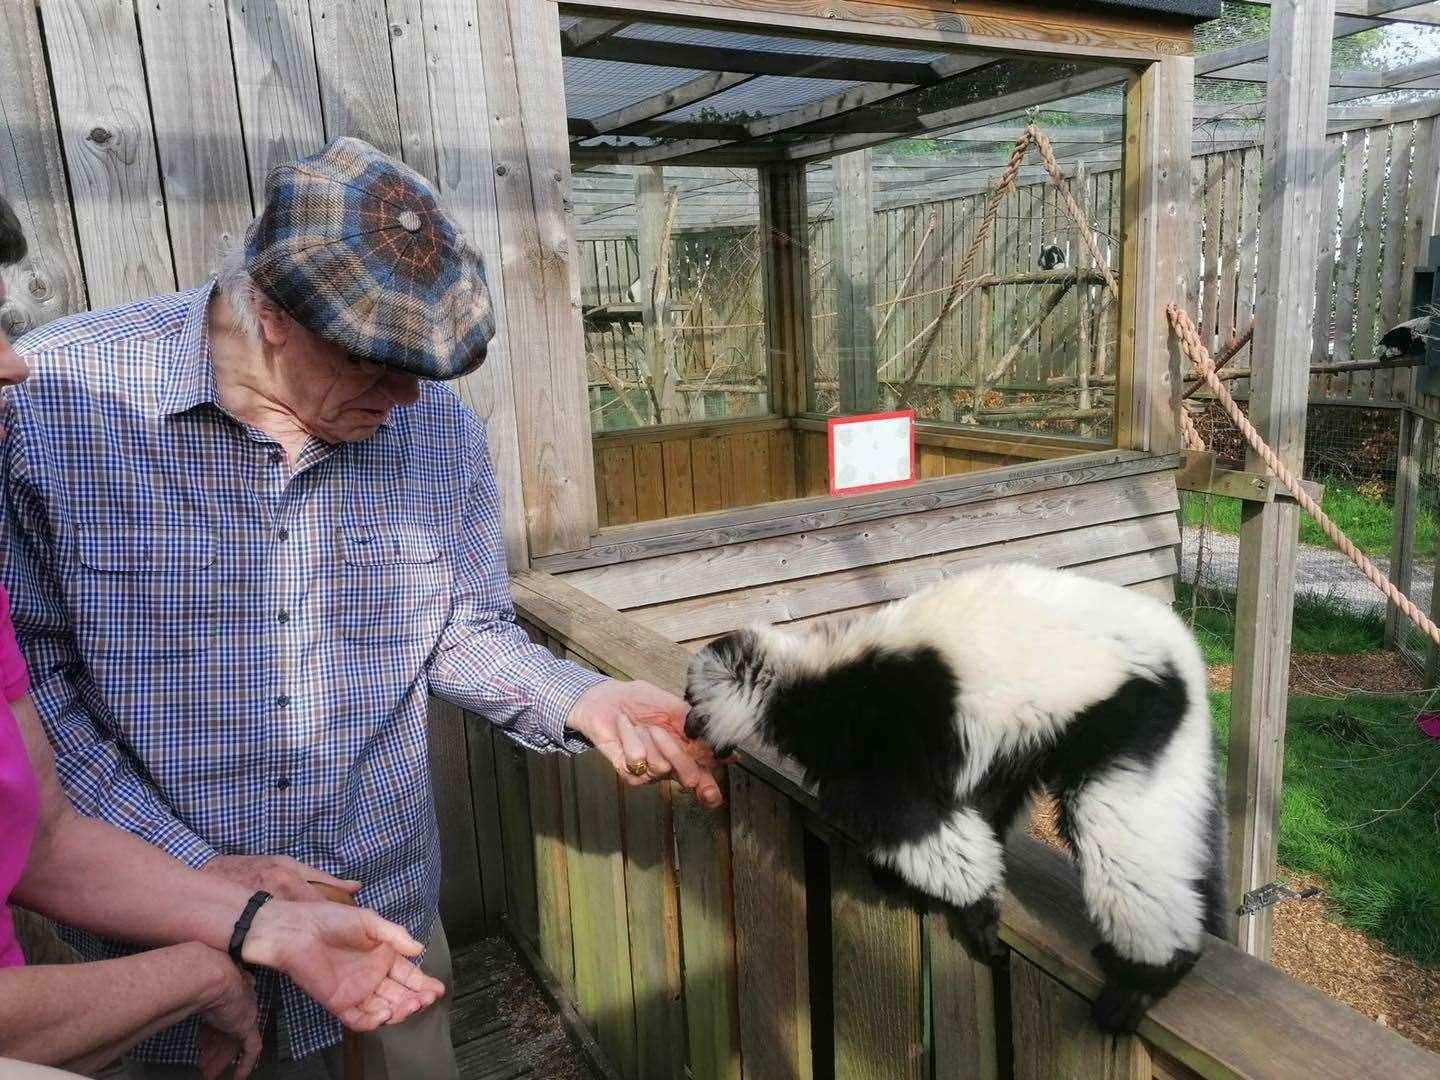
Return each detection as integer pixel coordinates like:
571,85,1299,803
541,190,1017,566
74,525,216,658
333,525,449,642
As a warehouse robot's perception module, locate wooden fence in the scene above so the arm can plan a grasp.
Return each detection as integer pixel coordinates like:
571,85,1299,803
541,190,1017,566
477,569,1440,1080
577,116,1440,430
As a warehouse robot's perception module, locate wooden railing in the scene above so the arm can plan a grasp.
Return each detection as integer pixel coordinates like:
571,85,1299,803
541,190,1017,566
501,570,1440,1080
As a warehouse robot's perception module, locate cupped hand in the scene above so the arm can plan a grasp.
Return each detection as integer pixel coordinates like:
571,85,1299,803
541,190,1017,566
241,899,445,1030
195,960,260,1080
566,678,727,807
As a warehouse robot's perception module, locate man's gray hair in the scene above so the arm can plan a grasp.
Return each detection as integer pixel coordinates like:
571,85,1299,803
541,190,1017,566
216,235,266,341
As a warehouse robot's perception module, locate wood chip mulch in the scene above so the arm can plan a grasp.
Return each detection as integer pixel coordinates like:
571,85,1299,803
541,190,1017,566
1207,650,1429,696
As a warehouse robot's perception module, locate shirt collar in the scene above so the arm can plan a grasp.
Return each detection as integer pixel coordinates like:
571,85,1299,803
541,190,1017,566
157,279,222,419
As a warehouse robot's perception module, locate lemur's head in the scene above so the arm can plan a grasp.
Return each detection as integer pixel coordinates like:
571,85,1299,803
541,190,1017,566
683,628,776,759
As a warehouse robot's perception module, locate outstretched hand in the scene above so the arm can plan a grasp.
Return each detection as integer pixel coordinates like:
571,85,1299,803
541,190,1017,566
242,899,445,1030
566,679,731,807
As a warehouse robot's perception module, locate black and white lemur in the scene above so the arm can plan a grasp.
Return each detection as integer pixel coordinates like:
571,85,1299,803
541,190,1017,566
683,563,1227,1034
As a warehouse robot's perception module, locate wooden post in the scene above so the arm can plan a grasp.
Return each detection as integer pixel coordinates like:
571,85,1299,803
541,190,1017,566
1386,409,1421,650
760,165,813,419
833,149,879,413
1228,0,1337,960
637,166,679,424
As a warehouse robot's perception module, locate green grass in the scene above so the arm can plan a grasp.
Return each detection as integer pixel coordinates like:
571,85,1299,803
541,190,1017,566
1210,692,1440,968
1181,480,1438,560
1176,583,1384,667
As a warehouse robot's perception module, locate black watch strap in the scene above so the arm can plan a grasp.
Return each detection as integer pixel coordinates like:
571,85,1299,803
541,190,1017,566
228,890,274,965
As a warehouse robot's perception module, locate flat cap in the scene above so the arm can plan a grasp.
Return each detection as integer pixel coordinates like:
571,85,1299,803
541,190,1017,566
244,136,494,380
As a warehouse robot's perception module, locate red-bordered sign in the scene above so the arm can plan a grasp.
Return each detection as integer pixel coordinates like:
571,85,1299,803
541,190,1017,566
827,410,916,496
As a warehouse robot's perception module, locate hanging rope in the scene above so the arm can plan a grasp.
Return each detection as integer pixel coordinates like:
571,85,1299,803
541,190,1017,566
1168,305,1440,648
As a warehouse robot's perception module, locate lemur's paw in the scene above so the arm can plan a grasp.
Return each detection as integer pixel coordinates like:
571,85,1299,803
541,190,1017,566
1089,944,1201,1034
946,896,1007,967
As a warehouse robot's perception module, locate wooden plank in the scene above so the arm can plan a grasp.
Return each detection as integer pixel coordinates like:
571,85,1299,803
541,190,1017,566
830,843,924,1080
1397,116,1440,408
593,417,789,449
1119,57,1195,455
729,770,811,1080
564,470,1179,610
627,512,1180,641
731,431,772,507
1010,954,1149,1080
662,439,696,517
428,698,486,944
1386,410,1421,648
0,0,87,336
227,0,326,194
1350,126,1390,399
587,71,758,137
674,779,741,1080
400,0,531,566
637,166,679,423
564,748,639,1077
491,734,538,943
481,0,596,555
310,0,403,155
691,436,726,513
1235,145,1263,378
769,427,798,501
136,0,253,288
633,442,668,522
834,149,879,412
1373,122,1414,403
43,0,176,307
1229,0,1337,961
601,446,639,527
930,911,1000,1080
536,451,1176,575
760,166,813,417
1309,137,1345,381
528,751,576,997
465,718,511,938
1330,134,1368,374
621,783,686,1080
1216,152,1241,345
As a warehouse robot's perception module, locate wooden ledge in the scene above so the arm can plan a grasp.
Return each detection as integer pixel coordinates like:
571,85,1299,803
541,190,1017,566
510,568,1440,1079
1177,449,1326,504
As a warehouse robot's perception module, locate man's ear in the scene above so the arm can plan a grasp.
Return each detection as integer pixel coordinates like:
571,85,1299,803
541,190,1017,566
253,292,291,349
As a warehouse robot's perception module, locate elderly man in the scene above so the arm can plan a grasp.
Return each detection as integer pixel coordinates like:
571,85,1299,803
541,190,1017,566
1,138,719,1078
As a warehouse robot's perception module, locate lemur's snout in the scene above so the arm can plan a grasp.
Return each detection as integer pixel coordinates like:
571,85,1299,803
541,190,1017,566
683,709,708,742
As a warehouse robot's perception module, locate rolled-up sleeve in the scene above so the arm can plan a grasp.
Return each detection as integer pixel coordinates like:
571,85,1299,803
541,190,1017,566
426,419,606,752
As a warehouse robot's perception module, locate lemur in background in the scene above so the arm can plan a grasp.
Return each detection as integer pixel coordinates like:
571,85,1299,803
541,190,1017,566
1038,240,1067,270
684,563,1227,1034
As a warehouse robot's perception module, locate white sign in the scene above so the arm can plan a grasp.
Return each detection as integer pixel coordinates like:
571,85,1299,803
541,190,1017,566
827,410,916,496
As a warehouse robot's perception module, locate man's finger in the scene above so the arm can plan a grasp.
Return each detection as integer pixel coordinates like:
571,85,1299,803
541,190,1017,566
362,912,424,957
283,857,360,895
389,956,446,999
632,724,673,779
613,715,653,787
651,727,724,808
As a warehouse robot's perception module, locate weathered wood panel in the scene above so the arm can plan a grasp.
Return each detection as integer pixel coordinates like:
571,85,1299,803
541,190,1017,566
1011,954,1149,1080
428,698,487,945
931,912,1001,1080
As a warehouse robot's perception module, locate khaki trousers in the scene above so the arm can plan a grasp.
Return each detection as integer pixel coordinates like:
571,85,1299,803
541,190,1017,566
121,923,459,1080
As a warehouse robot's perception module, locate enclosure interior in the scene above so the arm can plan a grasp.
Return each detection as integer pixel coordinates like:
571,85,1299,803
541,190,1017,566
560,11,1141,527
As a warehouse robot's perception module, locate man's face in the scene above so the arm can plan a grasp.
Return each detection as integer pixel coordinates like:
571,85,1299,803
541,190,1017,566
265,314,422,443
0,278,34,439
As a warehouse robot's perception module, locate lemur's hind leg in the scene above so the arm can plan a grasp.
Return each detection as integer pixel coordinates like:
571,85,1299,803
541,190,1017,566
1061,756,1217,1033
873,807,1008,965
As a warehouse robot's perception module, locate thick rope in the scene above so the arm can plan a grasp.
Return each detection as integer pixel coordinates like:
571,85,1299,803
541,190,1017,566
1168,305,1440,648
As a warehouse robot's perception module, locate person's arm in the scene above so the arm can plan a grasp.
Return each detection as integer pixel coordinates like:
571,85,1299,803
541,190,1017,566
425,418,722,803
10,693,445,1034
0,943,259,1078
0,389,216,868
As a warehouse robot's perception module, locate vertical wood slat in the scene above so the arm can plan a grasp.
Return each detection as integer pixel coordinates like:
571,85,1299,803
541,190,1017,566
633,442,667,522
43,0,177,307
1374,123,1414,404
1009,955,1149,1080
529,750,576,997
1331,134,1368,376
1400,117,1440,409
464,717,511,937
309,0,403,155
674,776,742,1080
492,733,539,943
931,912,1001,1080
1216,151,1241,346
1351,126,1390,401
480,0,596,556
730,771,812,1080
227,0,326,194
1233,145,1263,381
0,0,87,337
136,0,254,288
427,698,487,945
564,748,640,1078
624,782,687,1080
761,166,814,418
830,844,925,1080
1309,137,1345,396
834,149,879,412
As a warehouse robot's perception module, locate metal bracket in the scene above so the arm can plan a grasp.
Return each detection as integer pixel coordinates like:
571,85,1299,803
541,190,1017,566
1237,881,1320,917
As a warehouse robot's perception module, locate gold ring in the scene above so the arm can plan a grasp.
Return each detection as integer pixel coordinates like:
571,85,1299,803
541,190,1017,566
625,758,650,777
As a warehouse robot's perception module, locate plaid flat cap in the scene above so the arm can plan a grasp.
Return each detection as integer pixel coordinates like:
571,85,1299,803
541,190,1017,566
244,137,494,379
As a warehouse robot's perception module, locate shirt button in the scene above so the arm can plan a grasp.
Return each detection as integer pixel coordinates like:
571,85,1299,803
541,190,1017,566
275,694,291,709
276,527,290,541
275,777,290,791
276,610,291,625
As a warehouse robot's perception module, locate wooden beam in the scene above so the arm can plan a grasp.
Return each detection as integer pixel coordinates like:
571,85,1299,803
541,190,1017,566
636,167,680,423
833,150,878,412
581,71,757,138
571,36,938,84
561,17,628,52
759,167,813,418
1228,0,1337,962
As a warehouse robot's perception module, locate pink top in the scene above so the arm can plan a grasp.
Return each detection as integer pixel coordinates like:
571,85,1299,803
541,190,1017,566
0,584,37,968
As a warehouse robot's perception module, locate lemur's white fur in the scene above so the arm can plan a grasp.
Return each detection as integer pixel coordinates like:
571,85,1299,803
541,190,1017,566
686,563,1223,978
